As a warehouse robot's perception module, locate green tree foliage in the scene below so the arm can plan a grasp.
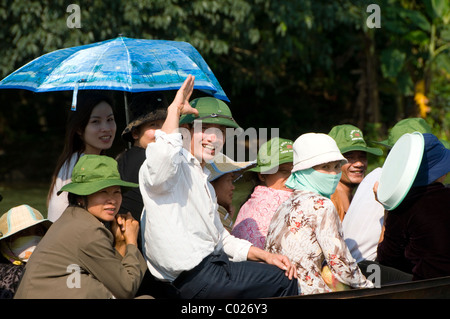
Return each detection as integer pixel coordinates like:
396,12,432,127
0,0,448,182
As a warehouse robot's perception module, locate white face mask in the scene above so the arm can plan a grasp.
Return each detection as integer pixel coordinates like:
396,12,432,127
9,235,42,262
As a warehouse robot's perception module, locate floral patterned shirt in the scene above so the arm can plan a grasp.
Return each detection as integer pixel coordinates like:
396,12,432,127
265,190,373,295
232,186,292,249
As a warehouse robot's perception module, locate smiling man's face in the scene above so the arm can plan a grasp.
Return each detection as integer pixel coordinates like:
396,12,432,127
190,122,226,166
340,151,368,186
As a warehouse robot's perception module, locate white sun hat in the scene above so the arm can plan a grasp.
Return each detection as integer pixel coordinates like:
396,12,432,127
292,133,347,172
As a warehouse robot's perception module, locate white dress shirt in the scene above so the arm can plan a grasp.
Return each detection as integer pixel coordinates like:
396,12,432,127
139,130,252,282
342,168,385,262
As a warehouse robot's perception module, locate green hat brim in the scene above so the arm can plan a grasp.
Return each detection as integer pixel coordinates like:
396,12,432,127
57,179,138,196
340,145,384,156
371,139,392,149
180,115,240,129
247,157,293,174
200,117,240,129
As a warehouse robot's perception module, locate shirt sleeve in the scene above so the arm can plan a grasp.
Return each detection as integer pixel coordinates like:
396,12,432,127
78,226,147,299
48,155,79,222
315,198,373,289
377,212,413,273
139,130,184,194
221,227,252,262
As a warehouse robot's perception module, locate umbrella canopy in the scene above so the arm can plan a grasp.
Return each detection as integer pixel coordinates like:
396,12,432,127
0,36,229,103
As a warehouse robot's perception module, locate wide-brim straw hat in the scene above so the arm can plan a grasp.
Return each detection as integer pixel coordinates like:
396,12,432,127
0,205,52,240
206,153,255,182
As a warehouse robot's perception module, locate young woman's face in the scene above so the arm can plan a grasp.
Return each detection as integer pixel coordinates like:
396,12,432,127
133,119,165,148
258,162,294,191
211,172,235,209
190,123,226,165
82,101,116,154
85,186,122,222
313,160,343,175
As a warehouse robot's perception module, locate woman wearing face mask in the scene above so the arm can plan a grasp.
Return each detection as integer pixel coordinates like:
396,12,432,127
264,133,374,295
0,205,51,298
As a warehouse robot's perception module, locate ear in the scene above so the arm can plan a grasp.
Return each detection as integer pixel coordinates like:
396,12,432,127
257,173,265,182
76,197,86,208
131,128,140,140
76,128,83,139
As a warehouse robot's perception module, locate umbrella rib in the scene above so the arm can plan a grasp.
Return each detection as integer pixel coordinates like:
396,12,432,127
119,37,133,90
81,39,116,89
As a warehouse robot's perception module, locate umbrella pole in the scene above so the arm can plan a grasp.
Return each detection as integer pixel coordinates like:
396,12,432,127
124,92,131,149
124,92,130,125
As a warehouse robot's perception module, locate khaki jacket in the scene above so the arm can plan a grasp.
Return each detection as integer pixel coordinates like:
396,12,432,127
15,206,147,299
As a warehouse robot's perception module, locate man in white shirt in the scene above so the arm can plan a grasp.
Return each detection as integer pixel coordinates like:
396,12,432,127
139,75,298,298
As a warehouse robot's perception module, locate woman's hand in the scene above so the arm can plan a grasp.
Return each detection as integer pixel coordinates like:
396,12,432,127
112,212,139,256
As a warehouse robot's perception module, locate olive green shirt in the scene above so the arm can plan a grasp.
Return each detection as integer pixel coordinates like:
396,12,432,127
15,206,147,299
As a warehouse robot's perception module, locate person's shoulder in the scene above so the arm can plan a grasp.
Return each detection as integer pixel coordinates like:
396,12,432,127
293,191,334,210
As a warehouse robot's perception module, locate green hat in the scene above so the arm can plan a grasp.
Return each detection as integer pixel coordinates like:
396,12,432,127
57,155,138,196
248,137,294,174
376,118,432,148
328,124,383,156
179,97,240,129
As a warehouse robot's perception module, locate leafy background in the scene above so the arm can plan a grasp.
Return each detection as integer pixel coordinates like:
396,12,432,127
0,0,449,213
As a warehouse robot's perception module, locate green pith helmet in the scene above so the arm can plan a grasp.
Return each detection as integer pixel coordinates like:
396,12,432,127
248,137,294,174
328,124,383,156
376,118,432,148
179,97,240,129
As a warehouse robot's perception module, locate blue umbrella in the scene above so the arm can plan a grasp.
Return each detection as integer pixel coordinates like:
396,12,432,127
0,36,230,113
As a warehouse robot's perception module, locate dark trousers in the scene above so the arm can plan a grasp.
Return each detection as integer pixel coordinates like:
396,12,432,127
173,251,299,299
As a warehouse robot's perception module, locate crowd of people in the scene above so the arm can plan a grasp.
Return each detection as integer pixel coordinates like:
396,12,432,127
1,75,449,298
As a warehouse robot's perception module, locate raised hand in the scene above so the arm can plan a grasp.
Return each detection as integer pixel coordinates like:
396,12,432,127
162,74,198,134
173,75,198,116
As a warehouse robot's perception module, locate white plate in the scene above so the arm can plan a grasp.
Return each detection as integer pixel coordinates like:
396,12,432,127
378,132,424,210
